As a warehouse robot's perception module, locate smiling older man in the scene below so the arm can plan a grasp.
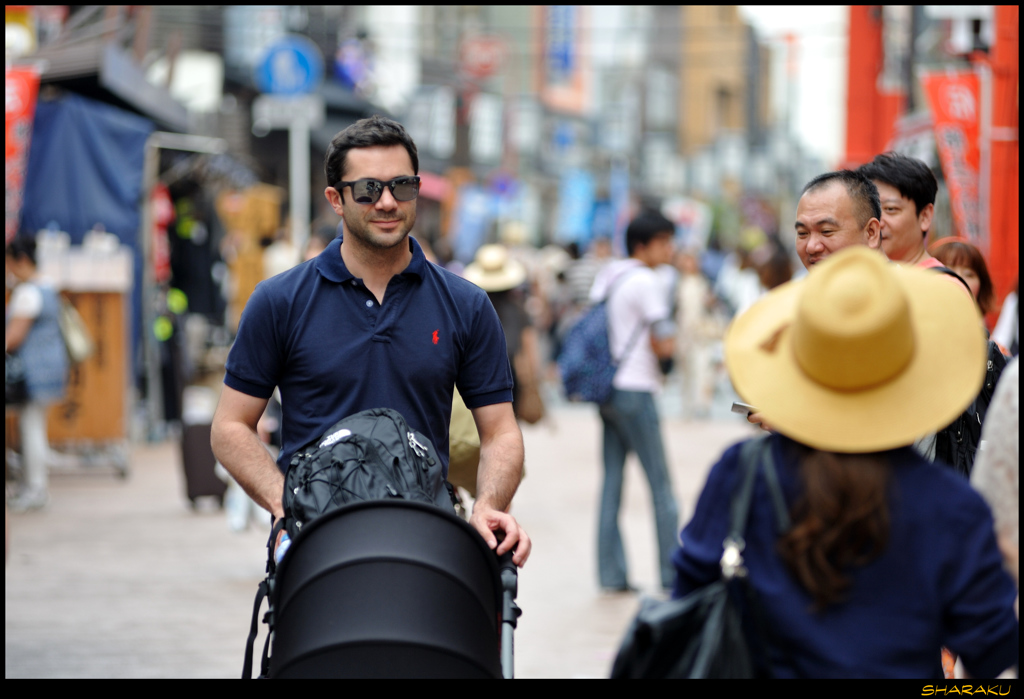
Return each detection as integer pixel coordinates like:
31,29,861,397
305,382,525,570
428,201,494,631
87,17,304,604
794,169,882,270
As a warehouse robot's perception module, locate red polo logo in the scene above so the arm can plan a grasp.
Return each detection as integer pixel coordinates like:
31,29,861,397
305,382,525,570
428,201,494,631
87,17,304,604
432,330,439,345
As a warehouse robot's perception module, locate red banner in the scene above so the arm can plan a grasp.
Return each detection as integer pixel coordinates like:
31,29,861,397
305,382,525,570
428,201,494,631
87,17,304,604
5,65,41,245
920,69,982,244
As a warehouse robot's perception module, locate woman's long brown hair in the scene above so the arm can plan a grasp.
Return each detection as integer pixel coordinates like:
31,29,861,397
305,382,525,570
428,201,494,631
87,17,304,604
777,446,892,611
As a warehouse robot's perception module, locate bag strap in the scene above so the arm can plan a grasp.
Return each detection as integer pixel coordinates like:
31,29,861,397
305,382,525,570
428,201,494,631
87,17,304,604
722,436,790,578
605,267,651,367
614,319,648,366
759,440,791,533
242,518,284,679
931,265,973,296
242,578,269,679
725,436,792,677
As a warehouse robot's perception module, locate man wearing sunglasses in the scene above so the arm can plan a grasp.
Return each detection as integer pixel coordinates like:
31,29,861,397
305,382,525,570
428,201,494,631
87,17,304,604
212,115,531,567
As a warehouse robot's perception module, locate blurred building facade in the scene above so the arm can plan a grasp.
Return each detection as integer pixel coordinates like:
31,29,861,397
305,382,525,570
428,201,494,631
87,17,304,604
8,7,835,325
10,6,828,251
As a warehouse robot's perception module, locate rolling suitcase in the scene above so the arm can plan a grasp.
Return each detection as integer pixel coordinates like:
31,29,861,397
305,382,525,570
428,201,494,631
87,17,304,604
180,421,227,508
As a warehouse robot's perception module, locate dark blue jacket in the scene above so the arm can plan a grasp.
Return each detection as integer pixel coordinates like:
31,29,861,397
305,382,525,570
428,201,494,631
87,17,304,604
672,433,1019,678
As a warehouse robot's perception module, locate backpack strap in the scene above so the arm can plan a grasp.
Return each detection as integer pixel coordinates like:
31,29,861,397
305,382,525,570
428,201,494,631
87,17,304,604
242,578,269,679
605,266,652,367
242,517,284,679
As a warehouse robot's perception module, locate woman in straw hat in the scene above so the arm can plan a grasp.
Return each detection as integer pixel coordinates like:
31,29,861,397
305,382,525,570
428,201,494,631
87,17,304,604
464,244,544,425
671,246,1018,677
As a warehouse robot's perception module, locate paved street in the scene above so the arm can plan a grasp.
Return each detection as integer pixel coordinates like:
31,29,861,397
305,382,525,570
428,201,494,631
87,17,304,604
6,393,755,679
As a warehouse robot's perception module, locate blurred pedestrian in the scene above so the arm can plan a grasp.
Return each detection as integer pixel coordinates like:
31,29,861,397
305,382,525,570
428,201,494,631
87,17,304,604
857,152,941,269
991,279,1018,357
556,237,614,363
587,211,679,592
5,236,68,511
672,250,721,419
533,244,572,380
914,237,1008,475
564,237,613,311
930,238,996,315
464,244,545,426
674,246,1018,677
260,228,299,279
303,221,340,262
712,229,763,318
753,241,794,292
971,357,1019,601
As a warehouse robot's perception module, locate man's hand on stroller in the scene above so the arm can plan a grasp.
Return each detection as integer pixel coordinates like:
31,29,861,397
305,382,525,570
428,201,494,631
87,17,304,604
468,401,529,566
470,504,531,567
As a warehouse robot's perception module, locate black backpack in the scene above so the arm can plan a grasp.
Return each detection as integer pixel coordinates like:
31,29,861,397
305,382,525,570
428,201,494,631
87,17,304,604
282,407,456,541
243,407,456,678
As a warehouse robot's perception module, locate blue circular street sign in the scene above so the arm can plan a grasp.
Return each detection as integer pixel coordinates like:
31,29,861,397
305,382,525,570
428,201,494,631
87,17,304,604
254,35,325,95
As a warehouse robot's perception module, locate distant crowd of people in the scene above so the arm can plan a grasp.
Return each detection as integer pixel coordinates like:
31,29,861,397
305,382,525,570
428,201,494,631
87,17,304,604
449,149,1019,677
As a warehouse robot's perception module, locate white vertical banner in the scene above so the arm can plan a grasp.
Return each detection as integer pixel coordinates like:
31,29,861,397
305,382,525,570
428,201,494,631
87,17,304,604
365,6,420,112
469,93,503,164
430,86,456,160
511,97,542,156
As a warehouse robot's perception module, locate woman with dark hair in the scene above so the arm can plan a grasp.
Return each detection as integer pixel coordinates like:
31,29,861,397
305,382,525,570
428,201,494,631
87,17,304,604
671,246,1018,677
930,238,996,314
6,235,68,510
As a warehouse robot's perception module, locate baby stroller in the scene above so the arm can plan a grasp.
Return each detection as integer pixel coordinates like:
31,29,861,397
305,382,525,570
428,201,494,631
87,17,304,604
245,500,521,679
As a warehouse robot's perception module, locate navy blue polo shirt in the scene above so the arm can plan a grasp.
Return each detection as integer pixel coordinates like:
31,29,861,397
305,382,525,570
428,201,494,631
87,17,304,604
224,235,513,473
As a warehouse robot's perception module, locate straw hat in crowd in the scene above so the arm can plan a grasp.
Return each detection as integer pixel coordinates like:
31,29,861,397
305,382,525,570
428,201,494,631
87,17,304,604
464,244,527,293
725,246,987,453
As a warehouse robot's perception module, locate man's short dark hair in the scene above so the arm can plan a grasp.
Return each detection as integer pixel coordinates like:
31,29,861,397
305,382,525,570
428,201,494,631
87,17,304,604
856,152,937,216
625,211,675,256
801,170,881,228
324,115,419,198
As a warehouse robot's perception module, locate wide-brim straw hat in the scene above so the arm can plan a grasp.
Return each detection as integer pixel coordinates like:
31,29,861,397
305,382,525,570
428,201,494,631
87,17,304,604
725,246,986,453
464,244,527,292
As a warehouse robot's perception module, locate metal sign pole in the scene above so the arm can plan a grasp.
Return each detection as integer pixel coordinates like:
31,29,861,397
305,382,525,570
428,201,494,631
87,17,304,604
289,117,311,256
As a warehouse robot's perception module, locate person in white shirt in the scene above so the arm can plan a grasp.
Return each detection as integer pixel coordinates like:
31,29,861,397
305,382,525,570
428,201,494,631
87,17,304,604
587,211,679,592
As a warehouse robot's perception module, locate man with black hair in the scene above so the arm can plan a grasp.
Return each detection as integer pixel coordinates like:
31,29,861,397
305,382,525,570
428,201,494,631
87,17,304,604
857,152,941,268
212,115,531,566
587,211,679,593
794,169,882,270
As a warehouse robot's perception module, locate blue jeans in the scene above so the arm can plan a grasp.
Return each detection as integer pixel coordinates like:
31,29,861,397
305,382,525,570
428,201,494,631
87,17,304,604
598,389,680,589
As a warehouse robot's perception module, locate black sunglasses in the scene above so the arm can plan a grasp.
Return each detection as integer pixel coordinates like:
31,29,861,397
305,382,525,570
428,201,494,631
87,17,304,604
334,176,421,204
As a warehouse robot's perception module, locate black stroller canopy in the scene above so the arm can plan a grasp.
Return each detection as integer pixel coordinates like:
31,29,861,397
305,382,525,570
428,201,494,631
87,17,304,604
269,500,505,679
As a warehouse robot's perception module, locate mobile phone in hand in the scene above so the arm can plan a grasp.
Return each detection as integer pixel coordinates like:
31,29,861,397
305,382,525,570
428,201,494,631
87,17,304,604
730,401,758,416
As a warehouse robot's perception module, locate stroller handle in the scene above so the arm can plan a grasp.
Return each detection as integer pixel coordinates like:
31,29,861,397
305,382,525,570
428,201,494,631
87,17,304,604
497,549,521,679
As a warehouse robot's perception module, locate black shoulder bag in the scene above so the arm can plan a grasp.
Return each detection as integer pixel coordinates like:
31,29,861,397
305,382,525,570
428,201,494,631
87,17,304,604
610,436,790,678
